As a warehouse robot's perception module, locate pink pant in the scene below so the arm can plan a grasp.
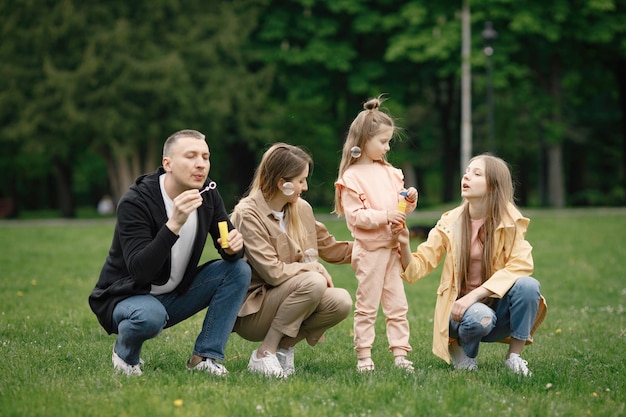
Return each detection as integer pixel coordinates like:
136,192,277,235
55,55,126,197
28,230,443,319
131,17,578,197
352,242,411,359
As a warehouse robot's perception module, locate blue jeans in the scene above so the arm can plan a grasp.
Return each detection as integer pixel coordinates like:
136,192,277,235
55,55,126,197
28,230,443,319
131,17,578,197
112,259,250,365
449,276,540,358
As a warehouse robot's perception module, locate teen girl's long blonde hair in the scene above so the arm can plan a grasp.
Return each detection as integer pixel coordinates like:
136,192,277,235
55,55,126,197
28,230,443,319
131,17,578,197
249,143,312,250
333,95,396,215
458,154,517,292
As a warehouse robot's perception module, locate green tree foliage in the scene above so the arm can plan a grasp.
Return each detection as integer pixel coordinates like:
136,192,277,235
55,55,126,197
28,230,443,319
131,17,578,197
1,0,625,216
0,0,274,216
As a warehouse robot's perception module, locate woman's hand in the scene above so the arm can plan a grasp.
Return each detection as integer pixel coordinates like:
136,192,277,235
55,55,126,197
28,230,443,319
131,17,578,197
222,228,244,254
315,263,334,287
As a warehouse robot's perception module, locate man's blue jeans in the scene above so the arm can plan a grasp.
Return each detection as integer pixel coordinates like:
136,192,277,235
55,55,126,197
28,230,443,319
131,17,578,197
112,259,250,365
449,276,540,358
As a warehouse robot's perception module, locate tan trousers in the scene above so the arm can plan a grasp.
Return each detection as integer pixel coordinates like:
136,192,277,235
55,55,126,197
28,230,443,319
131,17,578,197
352,242,411,359
233,271,352,346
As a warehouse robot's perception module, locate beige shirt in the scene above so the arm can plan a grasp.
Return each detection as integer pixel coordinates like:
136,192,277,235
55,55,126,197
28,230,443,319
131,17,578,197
231,190,353,317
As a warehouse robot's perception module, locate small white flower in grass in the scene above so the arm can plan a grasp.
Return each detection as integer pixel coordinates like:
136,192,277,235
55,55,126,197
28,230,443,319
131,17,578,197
545,383,553,390
256,405,263,412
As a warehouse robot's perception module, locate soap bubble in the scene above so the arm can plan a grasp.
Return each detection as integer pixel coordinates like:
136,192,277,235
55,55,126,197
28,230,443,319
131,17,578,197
282,181,295,196
350,146,361,158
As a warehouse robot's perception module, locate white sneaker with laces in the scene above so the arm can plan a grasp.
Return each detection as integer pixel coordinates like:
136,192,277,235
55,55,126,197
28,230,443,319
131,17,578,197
112,349,142,376
448,340,478,371
248,349,286,378
187,357,229,376
505,353,532,376
394,356,415,372
276,347,295,376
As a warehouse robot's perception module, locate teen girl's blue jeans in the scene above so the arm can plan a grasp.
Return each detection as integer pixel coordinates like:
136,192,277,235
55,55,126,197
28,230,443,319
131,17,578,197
111,259,250,365
449,276,541,358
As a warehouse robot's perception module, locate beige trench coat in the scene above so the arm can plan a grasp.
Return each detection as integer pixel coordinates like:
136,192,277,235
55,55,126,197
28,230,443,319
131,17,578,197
401,203,547,363
231,190,353,317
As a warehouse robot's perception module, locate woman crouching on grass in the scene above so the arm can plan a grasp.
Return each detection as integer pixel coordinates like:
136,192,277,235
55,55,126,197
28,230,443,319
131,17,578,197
231,143,353,378
395,154,547,376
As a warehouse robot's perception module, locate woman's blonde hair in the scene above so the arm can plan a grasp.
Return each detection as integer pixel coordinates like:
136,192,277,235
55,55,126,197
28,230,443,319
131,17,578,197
249,143,313,250
333,95,396,215
459,154,516,291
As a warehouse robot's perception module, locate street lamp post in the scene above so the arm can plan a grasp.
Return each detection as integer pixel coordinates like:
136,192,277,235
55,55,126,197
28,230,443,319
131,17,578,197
482,21,497,153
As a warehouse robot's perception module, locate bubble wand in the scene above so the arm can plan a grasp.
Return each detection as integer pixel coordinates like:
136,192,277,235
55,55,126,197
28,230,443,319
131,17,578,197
199,181,217,195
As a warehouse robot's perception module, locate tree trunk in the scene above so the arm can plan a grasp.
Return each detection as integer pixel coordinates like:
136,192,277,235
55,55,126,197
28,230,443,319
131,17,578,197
53,159,75,218
546,144,565,207
611,58,626,193
106,140,156,203
547,53,566,207
434,74,458,203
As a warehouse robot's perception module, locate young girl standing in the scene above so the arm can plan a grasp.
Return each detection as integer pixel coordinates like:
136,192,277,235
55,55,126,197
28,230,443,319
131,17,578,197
334,96,418,372
396,154,547,376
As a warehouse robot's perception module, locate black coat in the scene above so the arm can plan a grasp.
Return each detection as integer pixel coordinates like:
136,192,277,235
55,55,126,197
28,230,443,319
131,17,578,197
88,167,243,334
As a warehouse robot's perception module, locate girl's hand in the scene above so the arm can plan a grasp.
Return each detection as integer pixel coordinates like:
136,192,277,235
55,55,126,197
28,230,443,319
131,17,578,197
387,209,407,225
451,288,493,322
405,187,418,203
394,224,410,245
451,296,473,322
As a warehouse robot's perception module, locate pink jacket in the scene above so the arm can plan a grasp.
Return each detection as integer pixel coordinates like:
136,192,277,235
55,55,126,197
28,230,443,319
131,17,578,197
335,162,416,251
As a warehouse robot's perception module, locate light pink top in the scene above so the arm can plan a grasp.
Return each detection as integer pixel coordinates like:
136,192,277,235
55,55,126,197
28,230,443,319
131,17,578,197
462,218,485,296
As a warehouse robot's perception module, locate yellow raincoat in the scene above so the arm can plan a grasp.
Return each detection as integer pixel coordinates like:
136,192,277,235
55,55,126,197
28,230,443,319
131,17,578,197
401,203,547,363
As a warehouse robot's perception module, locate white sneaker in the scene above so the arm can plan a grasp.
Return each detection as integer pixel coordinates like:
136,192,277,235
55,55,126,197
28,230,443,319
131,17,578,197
112,349,142,376
505,353,532,376
394,356,415,372
449,340,477,371
276,347,295,376
248,350,286,378
187,357,229,376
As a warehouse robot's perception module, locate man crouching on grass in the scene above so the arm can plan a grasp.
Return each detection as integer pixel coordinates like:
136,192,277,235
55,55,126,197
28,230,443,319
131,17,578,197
88,129,251,376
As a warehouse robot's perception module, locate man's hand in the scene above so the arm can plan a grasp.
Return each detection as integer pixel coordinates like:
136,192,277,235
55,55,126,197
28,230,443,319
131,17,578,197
167,189,203,235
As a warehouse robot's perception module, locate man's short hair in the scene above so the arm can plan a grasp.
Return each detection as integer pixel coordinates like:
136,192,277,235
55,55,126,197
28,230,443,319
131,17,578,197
163,129,206,157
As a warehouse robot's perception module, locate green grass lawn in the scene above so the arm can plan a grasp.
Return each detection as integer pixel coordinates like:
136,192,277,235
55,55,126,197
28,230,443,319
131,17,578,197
0,209,624,417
